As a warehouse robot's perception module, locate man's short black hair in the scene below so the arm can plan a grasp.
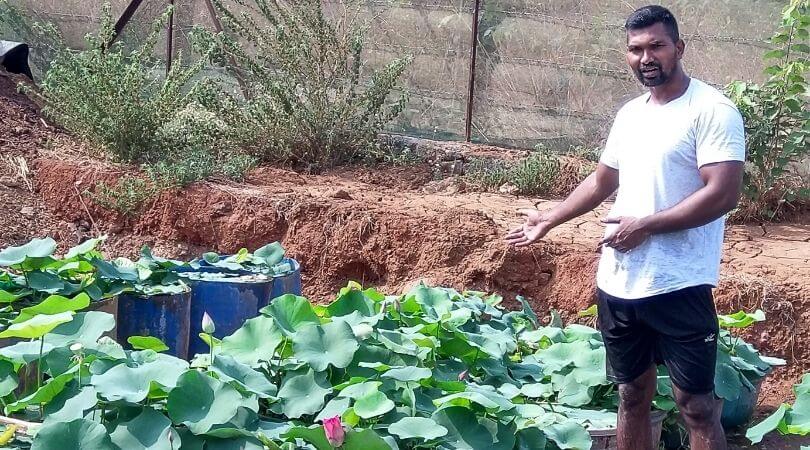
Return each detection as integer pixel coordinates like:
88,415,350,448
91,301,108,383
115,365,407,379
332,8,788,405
625,5,680,43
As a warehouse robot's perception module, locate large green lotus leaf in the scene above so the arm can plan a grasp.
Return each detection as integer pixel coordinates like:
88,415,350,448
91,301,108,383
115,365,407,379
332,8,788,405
570,347,607,387
128,336,170,352
338,381,382,399
14,293,90,323
220,315,283,366
377,329,420,356
277,369,332,419
718,310,765,329
292,321,359,371
342,428,392,450
26,271,67,294
536,341,591,373
405,284,453,319
746,403,789,444
0,359,19,397
92,258,139,282
715,358,744,401
544,421,592,450
205,436,264,450
0,288,29,303
555,406,618,429
517,296,539,329
354,390,395,419
520,383,554,399
314,396,351,422
0,340,55,364
168,369,254,434
43,382,98,423
211,354,278,398
556,373,595,407
434,389,513,412
202,406,260,438
520,327,566,346
92,353,189,402
283,426,331,450
388,417,448,441
110,406,180,450
463,325,517,359
327,288,376,318
260,294,320,335
515,427,547,450
6,371,74,414
31,418,116,450
0,237,57,267
431,406,494,450
65,237,106,259
381,366,432,382
0,311,74,339
440,307,473,330
784,394,810,434
253,242,285,266
564,324,602,342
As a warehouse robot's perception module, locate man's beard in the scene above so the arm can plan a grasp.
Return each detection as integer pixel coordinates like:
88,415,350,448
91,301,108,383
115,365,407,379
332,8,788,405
635,63,670,87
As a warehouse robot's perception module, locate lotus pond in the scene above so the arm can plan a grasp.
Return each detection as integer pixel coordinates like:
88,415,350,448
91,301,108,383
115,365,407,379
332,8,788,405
0,238,793,449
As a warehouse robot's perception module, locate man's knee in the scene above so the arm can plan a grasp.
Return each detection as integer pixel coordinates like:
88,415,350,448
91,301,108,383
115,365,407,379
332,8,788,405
676,392,719,427
618,381,655,411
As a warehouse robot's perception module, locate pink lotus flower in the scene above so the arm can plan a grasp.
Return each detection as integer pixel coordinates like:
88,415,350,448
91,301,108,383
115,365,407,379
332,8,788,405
323,416,345,447
458,369,469,381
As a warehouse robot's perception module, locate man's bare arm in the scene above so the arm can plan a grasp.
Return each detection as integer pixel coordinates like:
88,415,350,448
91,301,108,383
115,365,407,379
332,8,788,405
505,163,619,247
546,163,620,226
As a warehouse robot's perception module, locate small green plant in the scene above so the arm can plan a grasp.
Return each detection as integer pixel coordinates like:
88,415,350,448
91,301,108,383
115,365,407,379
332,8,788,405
726,0,809,221
191,0,412,171
465,150,564,196
88,176,157,216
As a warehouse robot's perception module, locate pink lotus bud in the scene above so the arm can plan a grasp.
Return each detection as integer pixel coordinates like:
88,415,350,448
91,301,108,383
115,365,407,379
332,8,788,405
458,370,469,381
323,416,345,447
202,312,216,334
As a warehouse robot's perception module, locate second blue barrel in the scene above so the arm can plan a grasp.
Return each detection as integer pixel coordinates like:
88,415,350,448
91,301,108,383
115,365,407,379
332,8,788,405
117,291,191,359
185,258,302,358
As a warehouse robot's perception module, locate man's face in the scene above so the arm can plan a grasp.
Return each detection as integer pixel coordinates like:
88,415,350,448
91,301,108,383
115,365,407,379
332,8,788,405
626,22,684,87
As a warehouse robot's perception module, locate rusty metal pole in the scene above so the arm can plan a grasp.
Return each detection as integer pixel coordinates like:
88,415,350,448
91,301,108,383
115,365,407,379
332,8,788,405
203,0,225,33
111,0,145,44
166,0,175,75
464,0,482,143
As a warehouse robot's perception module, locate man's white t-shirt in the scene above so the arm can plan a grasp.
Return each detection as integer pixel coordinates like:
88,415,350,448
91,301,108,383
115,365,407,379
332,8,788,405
597,78,746,300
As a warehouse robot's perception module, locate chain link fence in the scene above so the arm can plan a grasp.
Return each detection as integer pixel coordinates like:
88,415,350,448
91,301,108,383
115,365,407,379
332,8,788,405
3,0,786,150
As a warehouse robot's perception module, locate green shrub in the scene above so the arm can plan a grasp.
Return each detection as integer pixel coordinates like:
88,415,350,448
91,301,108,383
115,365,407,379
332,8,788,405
25,4,215,164
726,0,809,221
89,176,157,216
191,0,412,171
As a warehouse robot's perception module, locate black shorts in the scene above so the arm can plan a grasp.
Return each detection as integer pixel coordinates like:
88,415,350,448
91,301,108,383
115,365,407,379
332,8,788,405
597,285,719,395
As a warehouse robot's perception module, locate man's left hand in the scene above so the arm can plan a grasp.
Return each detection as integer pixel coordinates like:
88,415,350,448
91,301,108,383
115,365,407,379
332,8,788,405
599,216,652,253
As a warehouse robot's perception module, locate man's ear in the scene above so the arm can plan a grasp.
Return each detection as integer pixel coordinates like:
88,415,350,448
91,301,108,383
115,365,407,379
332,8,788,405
676,39,686,60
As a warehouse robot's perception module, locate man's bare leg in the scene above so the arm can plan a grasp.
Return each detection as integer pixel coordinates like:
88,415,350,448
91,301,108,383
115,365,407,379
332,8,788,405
673,384,726,450
617,365,657,450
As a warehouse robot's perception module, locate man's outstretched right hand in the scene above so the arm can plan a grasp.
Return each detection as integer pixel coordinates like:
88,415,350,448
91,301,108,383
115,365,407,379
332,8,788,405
504,208,555,247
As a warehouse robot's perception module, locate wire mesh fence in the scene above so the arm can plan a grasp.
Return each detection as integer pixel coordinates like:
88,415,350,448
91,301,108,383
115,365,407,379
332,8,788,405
2,0,787,151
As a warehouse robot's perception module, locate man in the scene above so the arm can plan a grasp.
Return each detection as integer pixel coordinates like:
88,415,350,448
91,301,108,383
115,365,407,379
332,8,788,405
505,5,745,450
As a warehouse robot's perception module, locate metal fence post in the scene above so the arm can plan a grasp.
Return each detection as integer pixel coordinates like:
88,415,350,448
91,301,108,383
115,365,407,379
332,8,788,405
464,0,482,143
166,0,175,75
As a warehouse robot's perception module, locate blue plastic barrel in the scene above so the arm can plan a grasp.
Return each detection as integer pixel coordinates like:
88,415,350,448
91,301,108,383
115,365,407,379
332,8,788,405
721,377,763,429
185,258,301,358
117,291,191,359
